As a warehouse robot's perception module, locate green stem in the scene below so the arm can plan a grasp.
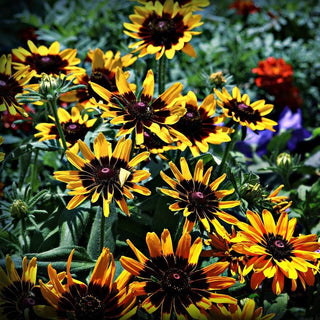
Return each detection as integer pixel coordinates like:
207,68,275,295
173,215,185,245
48,100,68,151
158,56,167,95
100,208,105,254
20,218,27,252
218,123,240,175
30,149,39,193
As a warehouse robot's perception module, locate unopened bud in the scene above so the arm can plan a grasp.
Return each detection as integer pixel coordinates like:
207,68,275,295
10,199,28,219
210,71,227,87
276,152,291,167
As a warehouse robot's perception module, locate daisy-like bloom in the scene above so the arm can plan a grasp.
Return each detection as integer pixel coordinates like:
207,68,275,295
231,209,320,295
266,185,292,214
136,0,210,11
201,219,248,283
12,40,84,79
120,229,237,319
208,299,275,320
61,48,136,107
90,68,187,146
123,0,203,60
214,87,278,132
251,57,293,95
34,105,97,153
40,248,137,319
159,157,240,233
0,54,35,116
0,255,51,320
171,91,234,157
54,132,151,217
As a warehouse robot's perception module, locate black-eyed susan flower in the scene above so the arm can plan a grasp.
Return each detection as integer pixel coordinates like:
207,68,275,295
201,219,248,284
61,48,136,107
90,68,187,146
266,184,292,214
171,91,234,157
0,255,51,320
40,248,137,320
120,229,237,319
34,105,97,153
137,0,210,11
0,54,35,116
214,87,277,132
54,132,151,217
207,298,275,320
159,157,240,233
123,0,203,60
232,209,320,295
12,40,84,79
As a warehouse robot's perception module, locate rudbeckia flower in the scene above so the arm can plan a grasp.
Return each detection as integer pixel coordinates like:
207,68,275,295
12,40,84,78
0,255,51,320
0,54,35,116
40,248,137,319
201,219,248,284
61,48,136,107
34,105,97,153
171,91,234,156
266,185,292,214
120,229,237,319
232,210,320,295
136,0,210,11
214,87,278,132
123,0,203,60
159,157,240,233
208,298,275,320
54,132,151,217
90,68,187,146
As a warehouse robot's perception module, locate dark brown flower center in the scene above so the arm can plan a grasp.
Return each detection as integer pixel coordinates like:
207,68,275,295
189,191,206,206
226,99,262,124
141,12,186,48
75,295,104,320
161,268,190,294
265,234,293,260
25,54,68,75
129,101,153,120
0,74,22,99
175,105,202,134
59,121,89,146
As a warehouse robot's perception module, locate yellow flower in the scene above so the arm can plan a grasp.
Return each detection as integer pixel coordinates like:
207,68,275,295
214,86,278,131
124,0,203,60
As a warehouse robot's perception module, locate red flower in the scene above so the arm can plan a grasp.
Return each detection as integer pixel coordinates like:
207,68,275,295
229,0,260,16
1,105,34,132
252,57,293,95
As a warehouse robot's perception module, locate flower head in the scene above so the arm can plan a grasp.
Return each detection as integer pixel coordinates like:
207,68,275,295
252,57,293,95
34,105,97,153
40,248,137,319
159,157,240,233
136,0,210,11
90,68,186,146
232,210,320,295
120,229,237,319
54,132,151,217
61,48,136,107
229,0,261,17
214,87,277,132
12,40,84,79
124,0,203,60
208,298,275,320
202,220,248,283
0,54,34,116
172,91,234,156
0,255,50,320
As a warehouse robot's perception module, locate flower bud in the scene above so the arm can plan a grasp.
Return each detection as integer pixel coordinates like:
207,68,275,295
210,71,227,87
10,199,28,219
276,152,291,168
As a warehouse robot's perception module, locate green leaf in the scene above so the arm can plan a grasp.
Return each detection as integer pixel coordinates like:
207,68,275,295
87,204,118,260
264,293,289,320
